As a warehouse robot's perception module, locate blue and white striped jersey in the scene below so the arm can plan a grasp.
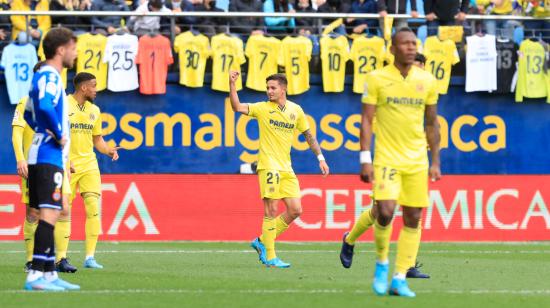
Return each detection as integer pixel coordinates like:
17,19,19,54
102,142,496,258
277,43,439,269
25,64,70,169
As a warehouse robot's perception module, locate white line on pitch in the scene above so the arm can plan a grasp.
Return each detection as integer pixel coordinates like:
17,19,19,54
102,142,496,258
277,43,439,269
2,289,550,295
2,249,550,254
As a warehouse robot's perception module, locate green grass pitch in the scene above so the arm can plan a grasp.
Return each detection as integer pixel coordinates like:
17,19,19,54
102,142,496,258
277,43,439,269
1,241,550,307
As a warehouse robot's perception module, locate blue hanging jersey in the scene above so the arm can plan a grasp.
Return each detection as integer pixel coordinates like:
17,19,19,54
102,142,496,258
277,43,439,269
25,65,70,169
1,43,38,105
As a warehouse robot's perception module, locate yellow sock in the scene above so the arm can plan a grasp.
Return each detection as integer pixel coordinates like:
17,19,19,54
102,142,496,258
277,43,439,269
84,193,100,258
23,219,38,262
260,217,276,260
373,220,393,263
395,226,421,275
275,215,289,238
346,208,375,245
54,218,71,262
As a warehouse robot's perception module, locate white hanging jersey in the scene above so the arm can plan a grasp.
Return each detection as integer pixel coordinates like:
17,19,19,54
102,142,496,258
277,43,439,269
103,33,139,92
1,43,38,104
465,35,498,92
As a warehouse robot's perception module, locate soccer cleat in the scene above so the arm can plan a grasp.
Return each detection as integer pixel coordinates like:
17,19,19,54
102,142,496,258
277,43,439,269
250,237,267,264
389,277,416,297
24,261,32,273
56,258,78,273
339,232,354,269
372,262,389,296
50,278,80,290
407,261,430,279
24,277,65,291
265,257,291,268
84,257,103,269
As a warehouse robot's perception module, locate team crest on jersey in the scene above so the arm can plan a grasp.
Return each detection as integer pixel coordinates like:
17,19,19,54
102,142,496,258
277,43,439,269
269,186,275,193
378,183,385,191
52,188,61,202
90,113,96,121
289,113,296,121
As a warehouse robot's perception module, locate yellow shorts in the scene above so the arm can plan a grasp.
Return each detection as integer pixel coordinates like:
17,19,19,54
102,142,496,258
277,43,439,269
21,173,70,204
373,164,429,207
258,169,301,200
70,169,101,201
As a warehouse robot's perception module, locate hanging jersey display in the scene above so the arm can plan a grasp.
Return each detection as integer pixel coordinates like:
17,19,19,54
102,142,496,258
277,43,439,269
320,35,349,93
465,34,497,92
76,33,108,91
350,36,385,94
174,31,211,88
515,39,548,102
211,33,246,92
136,34,174,95
279,36,312,95
245,34,281,92
1,42,37,104
103,33,139,92
495,39,518,93
424,36,460,94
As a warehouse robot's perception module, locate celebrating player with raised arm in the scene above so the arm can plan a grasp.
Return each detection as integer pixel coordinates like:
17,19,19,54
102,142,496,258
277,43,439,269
342,28,441,297
229,71,329,268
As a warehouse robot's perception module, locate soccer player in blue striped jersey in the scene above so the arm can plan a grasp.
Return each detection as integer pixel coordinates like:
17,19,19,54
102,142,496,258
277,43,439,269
23,27,80,291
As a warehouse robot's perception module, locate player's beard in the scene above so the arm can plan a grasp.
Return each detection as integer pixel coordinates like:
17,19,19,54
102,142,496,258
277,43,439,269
86,95,95,103
62,56,75,69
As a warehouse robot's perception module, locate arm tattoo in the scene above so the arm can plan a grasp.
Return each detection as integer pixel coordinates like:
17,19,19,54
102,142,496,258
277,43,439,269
302,129,322,156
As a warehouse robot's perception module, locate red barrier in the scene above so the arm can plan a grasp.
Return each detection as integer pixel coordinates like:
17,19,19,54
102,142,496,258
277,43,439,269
1,175,549,241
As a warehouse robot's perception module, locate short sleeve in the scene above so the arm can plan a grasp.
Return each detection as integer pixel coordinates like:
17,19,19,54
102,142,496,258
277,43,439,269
426,76,439,105
92,110,103,136
103,41,111,63
247,102,261,118
173,37,181,54
245,36,253,58
361,73,378,105
305,39,313,61
165,43,174,65
277,43,285,66
296,107,309,133
237,38,246,64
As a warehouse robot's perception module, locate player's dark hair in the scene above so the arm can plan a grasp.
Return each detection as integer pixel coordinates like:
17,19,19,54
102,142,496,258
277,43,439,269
33,61,46,73
391,27,415,45
149,0,163,9
73,72,96,88
266,74,288,87
42,27,76,60
414,53,426,65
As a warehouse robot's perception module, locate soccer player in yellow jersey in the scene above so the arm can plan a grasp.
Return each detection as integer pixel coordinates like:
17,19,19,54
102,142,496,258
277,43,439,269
229,71,330,268
67,72,120,269
344,28,441,297
340,51,432,280
11,63,74,273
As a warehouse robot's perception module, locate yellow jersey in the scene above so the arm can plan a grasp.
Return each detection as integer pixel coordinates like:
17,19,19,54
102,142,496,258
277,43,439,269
438,26,464,43
174,31,211,88
76,33,108,91
211,33,246,92
320,35,350,93
245,34,281,91
424,36,460,94
385,38,423,65
362,65,438,168
248,100,310,171
350,36,386,94
11,96,34,161
38,31,67,88
515,39,548,102
68,95,102,174
279,36,312,95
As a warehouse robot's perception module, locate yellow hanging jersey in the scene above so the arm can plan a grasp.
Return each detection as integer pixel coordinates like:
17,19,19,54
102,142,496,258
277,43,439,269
350,36,386,93
76,33,108,91
68,95,102,174
320,35,350,93
11,96,34,161
438,26,464,43
38,32,67,88
174,31,211,88
385,38,423,65
515,39,548,102
247,100,310,171
211,33,246,92
362,65,438,168
279,36,312,95
245,34,281,91
424,36,460,94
